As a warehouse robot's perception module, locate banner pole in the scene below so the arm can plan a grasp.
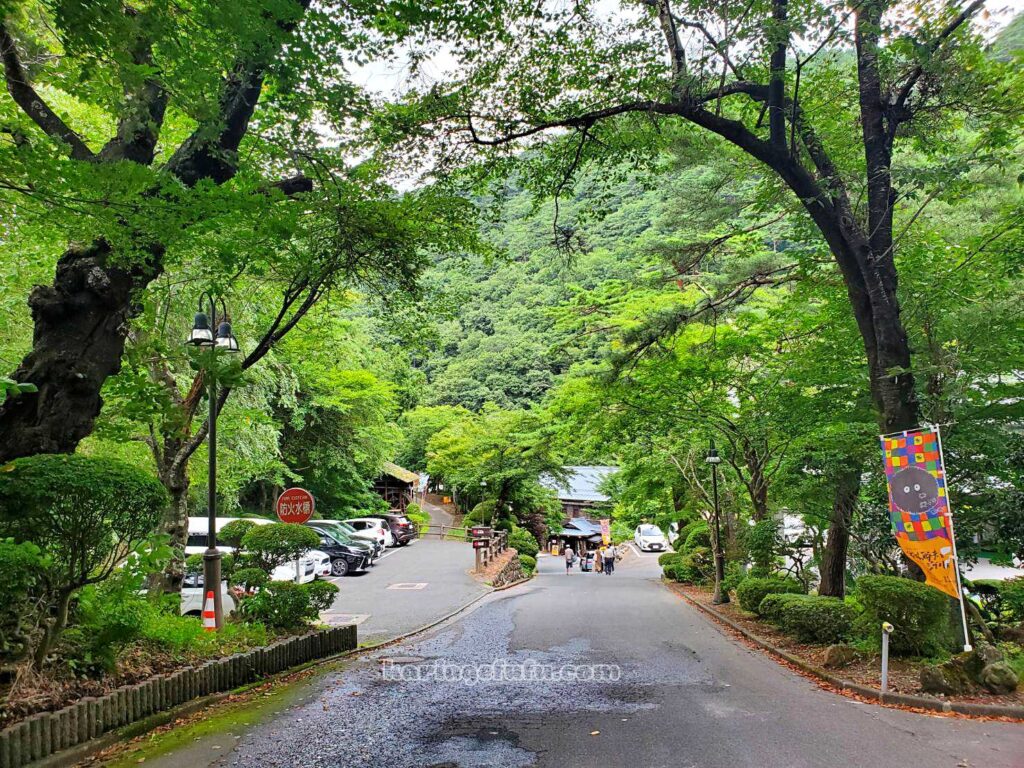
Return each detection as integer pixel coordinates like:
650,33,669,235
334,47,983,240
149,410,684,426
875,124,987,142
933,424,972,652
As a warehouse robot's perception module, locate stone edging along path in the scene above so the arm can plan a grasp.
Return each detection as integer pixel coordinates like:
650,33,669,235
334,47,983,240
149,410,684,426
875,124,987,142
0,626,357,768
667,581,1024,722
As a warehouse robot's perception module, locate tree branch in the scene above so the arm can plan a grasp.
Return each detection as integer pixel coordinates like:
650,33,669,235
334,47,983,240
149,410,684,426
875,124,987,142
891,0,986,119
0,23,94,160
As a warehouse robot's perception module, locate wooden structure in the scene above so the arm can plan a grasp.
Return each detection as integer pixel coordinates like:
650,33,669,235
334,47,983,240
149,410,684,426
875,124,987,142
372,461,419,512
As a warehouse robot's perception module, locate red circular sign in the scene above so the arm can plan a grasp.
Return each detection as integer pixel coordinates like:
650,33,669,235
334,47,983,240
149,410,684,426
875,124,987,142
276,487,315,524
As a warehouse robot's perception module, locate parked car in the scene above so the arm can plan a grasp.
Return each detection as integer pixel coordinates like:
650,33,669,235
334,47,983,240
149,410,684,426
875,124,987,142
318,519,386,558
308,548,332,578
305,522,373,576
634,524,669,552
307,520,379,565
185,516,317,583
344,517,393,549
363,513,418,546
180,572,237,617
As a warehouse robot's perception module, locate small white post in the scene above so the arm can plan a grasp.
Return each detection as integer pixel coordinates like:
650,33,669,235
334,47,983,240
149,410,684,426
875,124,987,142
881,622,893,694
933,424,973,652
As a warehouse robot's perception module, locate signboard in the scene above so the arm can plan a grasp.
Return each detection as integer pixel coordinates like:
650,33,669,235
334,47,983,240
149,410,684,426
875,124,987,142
276,487,315,524
600,518,611,546
880,427,961,599
472,539,490,549
469,526,493,539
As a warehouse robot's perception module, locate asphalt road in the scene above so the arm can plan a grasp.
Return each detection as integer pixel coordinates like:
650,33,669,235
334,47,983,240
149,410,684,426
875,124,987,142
319,538,488,645
165,548,1024,768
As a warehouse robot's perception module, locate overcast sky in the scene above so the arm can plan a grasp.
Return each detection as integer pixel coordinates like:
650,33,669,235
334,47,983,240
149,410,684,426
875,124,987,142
352,1,1024,96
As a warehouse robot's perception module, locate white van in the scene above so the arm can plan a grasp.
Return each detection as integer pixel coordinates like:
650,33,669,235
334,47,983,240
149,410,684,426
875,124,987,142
185,516,317,583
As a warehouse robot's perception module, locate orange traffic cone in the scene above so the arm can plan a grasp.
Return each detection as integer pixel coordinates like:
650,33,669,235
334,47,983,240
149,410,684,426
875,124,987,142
202,590,216,631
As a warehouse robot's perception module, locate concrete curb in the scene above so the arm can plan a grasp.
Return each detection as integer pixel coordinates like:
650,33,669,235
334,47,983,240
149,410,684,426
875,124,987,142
667,581,1024,721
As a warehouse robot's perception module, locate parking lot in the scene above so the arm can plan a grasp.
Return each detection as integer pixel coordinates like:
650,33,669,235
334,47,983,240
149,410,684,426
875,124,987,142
318,538,489,644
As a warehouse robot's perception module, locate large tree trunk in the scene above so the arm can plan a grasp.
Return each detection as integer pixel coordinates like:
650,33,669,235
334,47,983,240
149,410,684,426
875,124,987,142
150,460,190,593
818,467,860,598
0,241,160,461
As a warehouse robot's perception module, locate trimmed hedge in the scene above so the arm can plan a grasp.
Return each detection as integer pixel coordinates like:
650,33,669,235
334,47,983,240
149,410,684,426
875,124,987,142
736,576,805,614
759,594,855,644
758,592,807,624
672,520,705,552
856,574,951,656
509,526,540,559
659,551,682,568
683,523,711,553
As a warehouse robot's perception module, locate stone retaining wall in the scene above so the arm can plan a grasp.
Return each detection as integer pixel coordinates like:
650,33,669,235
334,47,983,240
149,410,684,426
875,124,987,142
0,625,356,768
491,551,526,588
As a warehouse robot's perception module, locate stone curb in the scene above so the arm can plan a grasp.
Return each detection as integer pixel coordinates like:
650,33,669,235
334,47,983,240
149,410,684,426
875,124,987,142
667,581,1024,721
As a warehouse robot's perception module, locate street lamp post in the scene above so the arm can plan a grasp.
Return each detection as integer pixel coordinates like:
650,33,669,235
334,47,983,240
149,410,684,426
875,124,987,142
187,294,240,629
706,439,729,605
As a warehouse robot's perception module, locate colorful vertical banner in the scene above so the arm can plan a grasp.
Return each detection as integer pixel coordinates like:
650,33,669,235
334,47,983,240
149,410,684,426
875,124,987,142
600,518,611,546
879,426,960,599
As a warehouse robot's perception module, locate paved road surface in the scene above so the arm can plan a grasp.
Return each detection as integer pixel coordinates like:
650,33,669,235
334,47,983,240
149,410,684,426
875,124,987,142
158,548,1024,768
420,496,458,529
320,539,487,644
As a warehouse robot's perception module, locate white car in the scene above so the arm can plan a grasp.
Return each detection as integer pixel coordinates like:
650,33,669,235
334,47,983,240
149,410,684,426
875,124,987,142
186,516,317,584
308,548,332,578
344,517,394,548
634,524,669,552
180,573,236,616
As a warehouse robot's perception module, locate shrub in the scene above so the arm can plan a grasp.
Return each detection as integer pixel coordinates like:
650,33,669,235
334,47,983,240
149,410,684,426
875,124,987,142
1000,577,1024,621
230,568,269,592
185,552,234,577
241,523,321,572
662,561,682,581
747,519,780,576
63,587,151,674
663,548,713,585
658,551,682,568
138,611,269,656
0,454,168,666
769,594,855,644
518,554,536,574
682,523,711,553
240,581,337,629
758,593,807,624
672,520,704,552
0,539,51,667
405,503,430,530
856,574,952,656
509,526,540,559
465,500,497,525
680,546,714,585
219,520,259,552
721,561,748,594
736,577,805,614
304,580,339,613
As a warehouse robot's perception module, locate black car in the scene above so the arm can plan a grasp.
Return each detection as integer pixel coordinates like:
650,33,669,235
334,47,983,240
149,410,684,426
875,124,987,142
366,513,419,546
307,524,372,577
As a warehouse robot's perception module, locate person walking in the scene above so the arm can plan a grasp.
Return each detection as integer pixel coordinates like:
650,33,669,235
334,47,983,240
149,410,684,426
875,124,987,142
595,545,604,573
564,543,575,574
603,544,616,575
